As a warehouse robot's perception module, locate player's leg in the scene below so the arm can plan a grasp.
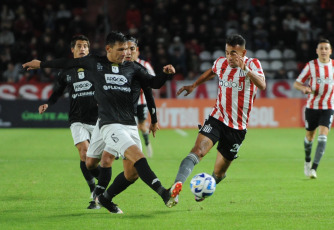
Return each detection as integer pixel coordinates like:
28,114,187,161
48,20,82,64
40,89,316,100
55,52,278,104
212,152,230,184
94,151,115,199
304,108,319,177
102,159,138,202
310,110,333,178
137,104,152,157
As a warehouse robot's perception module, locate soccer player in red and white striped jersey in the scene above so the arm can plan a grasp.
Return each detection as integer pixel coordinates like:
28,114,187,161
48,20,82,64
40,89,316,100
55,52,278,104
294,39,334,179
167,34,266,206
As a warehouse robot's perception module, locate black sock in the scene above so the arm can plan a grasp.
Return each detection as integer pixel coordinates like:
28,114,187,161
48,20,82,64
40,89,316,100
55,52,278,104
311,163,318,170
89,165,101,179
98,167,112,189
142,131,150,146
105,172,134,200
80,161,95,192
134,158,165,195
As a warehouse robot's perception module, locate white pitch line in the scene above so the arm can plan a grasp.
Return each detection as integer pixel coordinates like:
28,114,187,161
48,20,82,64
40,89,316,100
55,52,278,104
174,129,188,137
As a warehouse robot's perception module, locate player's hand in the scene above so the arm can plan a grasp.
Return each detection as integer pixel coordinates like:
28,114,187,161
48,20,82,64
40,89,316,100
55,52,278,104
22,60,41,71
163,64,175,74
234,52,246,70
38,104,48,114
149,122,160,137
177,85,195,96
302,86,312,94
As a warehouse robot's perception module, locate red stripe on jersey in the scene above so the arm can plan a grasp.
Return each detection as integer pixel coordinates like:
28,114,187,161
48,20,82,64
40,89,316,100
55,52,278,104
318,65,329,109
226,68,238,127
245,82,255,126
310,60,320,108
237,76,245,129
301,64,311,83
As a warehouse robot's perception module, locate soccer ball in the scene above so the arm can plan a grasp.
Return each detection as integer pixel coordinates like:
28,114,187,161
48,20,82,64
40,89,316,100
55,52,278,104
190,173,216,199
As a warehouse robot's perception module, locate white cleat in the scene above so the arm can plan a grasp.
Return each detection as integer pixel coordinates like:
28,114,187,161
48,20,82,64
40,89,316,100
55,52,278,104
309,169,317,179
165,181,182,208
304,162,311,177
146,143,153,158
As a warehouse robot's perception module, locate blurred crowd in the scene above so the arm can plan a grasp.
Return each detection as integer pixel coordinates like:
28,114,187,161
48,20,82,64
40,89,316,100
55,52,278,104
1,0,334,83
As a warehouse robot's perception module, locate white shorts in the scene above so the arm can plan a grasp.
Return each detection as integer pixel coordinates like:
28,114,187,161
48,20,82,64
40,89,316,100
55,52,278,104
100,123,142,159
70,122,95,145
86,119,107,159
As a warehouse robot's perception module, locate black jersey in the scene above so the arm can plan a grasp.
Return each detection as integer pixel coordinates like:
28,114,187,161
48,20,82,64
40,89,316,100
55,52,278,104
48,68,98,125
41,55,172,127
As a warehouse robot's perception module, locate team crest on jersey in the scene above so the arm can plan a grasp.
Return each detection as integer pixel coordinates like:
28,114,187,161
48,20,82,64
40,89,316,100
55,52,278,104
78,71,85,79
111,64,119,73
97,62,103,71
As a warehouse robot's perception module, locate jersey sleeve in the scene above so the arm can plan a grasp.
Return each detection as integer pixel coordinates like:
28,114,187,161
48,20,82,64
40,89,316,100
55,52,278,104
47,71,67,105
41,55,96,73
134,63,173,89
142,86,157,124
248,58,265,78
296,63,310,84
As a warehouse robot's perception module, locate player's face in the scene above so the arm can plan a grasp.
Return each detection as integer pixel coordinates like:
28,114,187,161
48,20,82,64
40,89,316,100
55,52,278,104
71,40,89,58
316,43,332,62
125,41,138,62
106,42,128,63
225,44,246,68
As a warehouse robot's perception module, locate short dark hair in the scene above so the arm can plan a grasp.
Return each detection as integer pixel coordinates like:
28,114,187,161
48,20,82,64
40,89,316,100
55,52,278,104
105,31,126,46
71,35,90,48
125,35,138,45
226,34,246,47
318,39,331,47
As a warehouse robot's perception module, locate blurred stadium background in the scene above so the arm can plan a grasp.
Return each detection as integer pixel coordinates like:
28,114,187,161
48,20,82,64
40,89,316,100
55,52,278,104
0,0,333,128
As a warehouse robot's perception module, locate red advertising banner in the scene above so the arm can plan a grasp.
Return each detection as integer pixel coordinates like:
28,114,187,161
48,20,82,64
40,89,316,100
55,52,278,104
153,98,307,129
0,83,53,100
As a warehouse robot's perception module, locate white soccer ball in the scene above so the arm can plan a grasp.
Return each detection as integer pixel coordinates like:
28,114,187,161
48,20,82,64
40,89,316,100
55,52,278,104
190,173,216,199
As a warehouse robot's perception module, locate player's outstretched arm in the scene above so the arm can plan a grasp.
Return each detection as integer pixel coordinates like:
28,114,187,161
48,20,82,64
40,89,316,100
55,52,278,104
177,68,216,96
38,104,48,114
22,60,41,70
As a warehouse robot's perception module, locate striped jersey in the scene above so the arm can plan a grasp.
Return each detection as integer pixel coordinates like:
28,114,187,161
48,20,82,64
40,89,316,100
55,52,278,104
136,58,156,105
210,56,265,130
296,58,334,109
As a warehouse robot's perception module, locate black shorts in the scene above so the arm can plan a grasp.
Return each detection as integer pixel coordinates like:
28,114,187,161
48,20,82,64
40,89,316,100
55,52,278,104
199,116,247,161
136,104,148,122
305,108,334,131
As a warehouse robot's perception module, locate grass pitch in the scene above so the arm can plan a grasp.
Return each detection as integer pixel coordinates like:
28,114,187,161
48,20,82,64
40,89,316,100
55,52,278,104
0,128,333,230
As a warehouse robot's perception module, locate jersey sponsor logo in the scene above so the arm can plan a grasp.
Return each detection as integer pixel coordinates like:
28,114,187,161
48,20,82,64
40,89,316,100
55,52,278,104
97,62,103,71
73,81,92,92
103,85,131,92
201,124,212,133
105,74,128,85
219,79,243,91
72,91,94,99
112,65,119,73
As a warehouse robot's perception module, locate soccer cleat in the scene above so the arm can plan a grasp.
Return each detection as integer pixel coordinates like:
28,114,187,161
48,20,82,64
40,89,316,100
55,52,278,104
165,181,182,208
304,162,311,177
87,200,101,209
194,196,205,202
146,143,153,158
310,169,317,179
97,195,123,214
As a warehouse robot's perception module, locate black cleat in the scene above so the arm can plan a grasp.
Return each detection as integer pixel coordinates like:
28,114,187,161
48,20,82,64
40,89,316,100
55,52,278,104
97,195,123,214
87,200,100,209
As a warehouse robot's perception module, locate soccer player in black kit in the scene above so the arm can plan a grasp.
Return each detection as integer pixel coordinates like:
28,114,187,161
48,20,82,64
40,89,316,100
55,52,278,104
23,31,181,213
38,35,100,209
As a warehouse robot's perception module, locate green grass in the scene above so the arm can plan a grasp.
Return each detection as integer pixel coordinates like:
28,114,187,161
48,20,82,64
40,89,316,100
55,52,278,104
0,128,333,230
